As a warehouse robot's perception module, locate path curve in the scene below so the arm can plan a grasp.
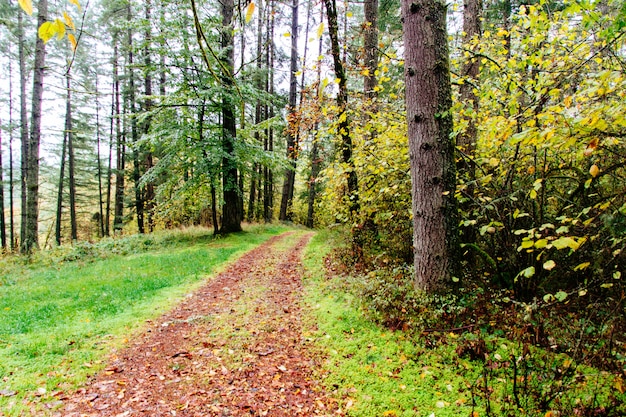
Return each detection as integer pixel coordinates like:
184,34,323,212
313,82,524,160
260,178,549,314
63,231,341,417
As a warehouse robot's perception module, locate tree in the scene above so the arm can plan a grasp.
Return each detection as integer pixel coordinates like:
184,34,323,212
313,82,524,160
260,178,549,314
278,0,299,221
402,0,459,291
22,0,49,253
323,0,359,219
0,121,6,250
218,0,242,233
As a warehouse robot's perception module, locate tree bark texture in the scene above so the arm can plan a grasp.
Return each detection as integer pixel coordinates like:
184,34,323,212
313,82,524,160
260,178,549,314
363,0,379,102
402,0,459,291
23,0,49,253
18,8,29,249
0,123,6,249
67,74,78,242
113,37,126,234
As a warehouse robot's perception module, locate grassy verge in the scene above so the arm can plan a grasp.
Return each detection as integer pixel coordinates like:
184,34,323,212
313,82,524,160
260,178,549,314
302,230,625,417
0,224,287,415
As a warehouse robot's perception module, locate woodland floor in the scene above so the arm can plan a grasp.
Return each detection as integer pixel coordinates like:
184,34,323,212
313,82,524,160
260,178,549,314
62,231,341,417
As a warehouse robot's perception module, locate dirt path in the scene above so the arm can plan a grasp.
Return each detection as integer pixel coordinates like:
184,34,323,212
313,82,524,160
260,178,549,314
63,231,341,417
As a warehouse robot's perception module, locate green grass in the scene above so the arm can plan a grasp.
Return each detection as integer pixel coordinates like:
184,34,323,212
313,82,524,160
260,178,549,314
0,224,287,415
302,230,626,417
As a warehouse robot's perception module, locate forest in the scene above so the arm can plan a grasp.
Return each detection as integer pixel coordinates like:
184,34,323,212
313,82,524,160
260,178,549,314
0,0,625,415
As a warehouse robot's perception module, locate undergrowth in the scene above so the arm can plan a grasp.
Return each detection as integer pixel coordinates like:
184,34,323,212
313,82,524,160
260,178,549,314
303,229,626,417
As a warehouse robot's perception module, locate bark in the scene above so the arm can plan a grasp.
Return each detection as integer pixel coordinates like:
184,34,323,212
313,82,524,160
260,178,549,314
113,37,126,234
402,0,459,291
23,0,49,253
220,0,242,233
8,59,16,250
144,0,155,232
363,0,379,102
458,0,482,176
18,7,28,250
323,0,359,218
263,0,276,224
55,128,68,246
67,74,78,242
306,7,325,229
0,122,5,250
127,3,145,234
279,0,300,221
95,71,106,237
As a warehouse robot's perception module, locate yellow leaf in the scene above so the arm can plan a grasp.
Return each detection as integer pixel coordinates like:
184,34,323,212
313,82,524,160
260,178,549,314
589,164,599,177
573,262,590,271
19,0,33,16
316,23,325,39
543,260,556,270
54,18,66,40
68,33,78,51
69,0,81,10
63,11,76,31
283,32,291,37
615,377,625,394
245,2,255,24
38,21,56,43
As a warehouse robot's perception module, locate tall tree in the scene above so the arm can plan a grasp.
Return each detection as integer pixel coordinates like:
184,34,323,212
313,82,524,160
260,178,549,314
17,4,29,250
402,0,459,291
66,73,78,241
458,0,482,176
112,35,126,234
143,0,156,232
22,0,49,253
219,0,242,233
0,121,6,250
278,0,300,221
323,0,359,218
363,0,379,103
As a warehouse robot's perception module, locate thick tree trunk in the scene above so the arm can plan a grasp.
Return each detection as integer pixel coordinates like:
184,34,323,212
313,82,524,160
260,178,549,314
23,0,49,253
323,0,359,218
279,0,300,221
220,0,242,233
402,0,459,291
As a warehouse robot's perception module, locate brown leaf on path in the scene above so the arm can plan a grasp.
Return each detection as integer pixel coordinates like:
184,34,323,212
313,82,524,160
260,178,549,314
62,232,342,416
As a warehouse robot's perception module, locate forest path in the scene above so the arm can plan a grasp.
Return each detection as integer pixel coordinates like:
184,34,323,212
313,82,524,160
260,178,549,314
63,231,341,417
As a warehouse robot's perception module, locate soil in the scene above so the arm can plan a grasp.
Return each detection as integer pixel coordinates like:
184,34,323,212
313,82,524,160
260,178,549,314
62,231,342,416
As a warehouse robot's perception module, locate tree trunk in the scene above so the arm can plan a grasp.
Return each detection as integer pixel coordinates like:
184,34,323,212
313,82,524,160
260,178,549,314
279,0,300,221
263,0,276,224
95,69,106,238
113,37,126,234
67,73,78,242
127,3,145,234
143,0,156,232
323,0,359,218
402,0,459,291
55,128,68,246
23,0,49,253
18,6,29,250
363,0,379,102
0,122,6,250
458,0,482,176
306,7,325,229
8,59,16,250
219,0,242,233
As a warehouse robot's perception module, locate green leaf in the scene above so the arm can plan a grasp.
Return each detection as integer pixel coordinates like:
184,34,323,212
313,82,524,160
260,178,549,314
552,237,580,250
555,290,568,302
543,260,556,270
